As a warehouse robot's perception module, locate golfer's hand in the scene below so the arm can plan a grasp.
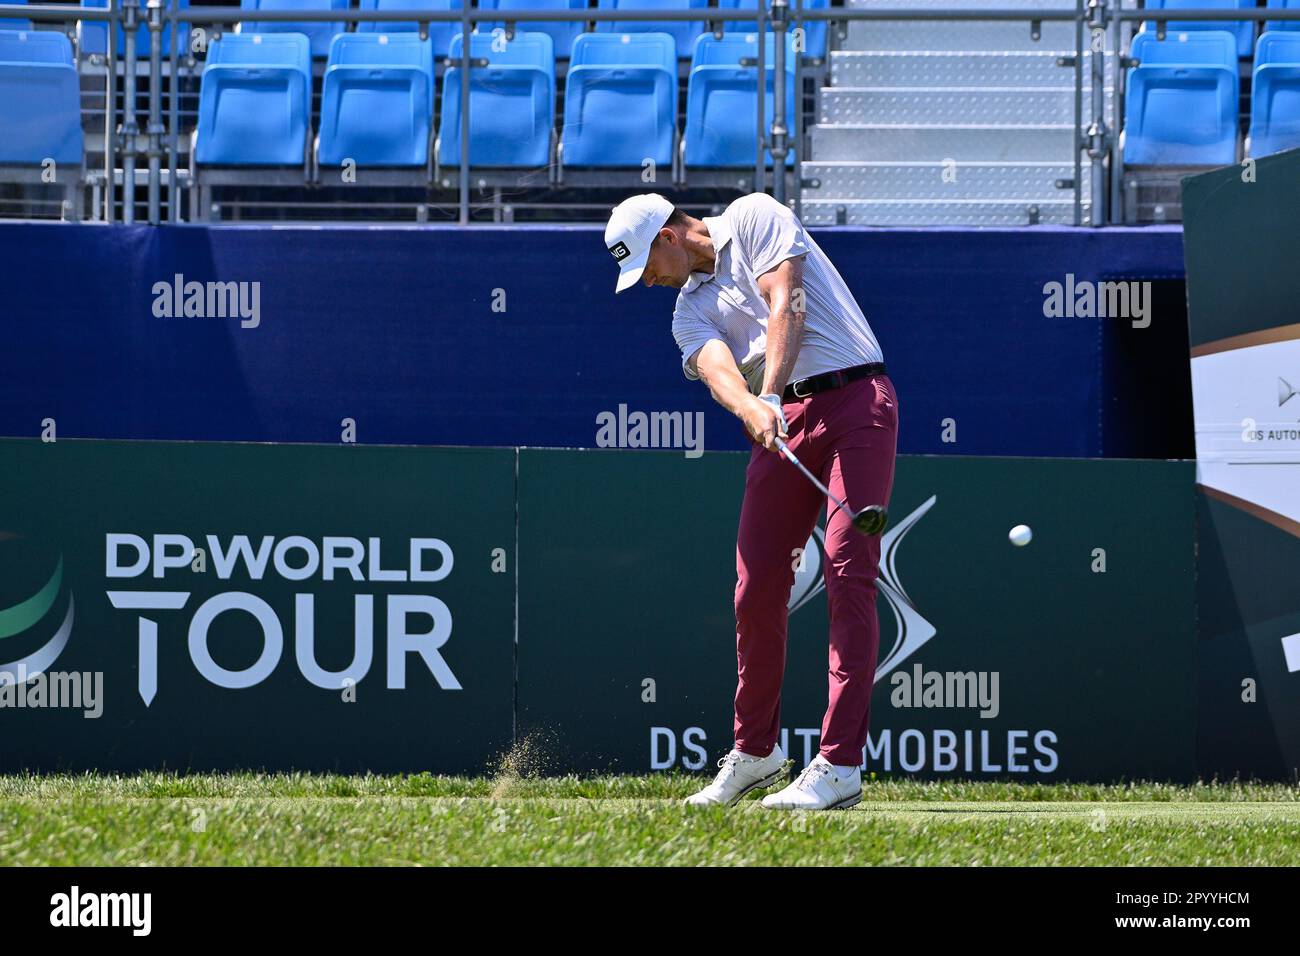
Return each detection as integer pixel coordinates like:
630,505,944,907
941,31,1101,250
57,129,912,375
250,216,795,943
744,394,788,451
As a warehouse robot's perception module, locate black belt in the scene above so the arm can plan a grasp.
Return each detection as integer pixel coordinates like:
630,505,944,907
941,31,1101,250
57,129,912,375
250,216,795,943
782,362,887,403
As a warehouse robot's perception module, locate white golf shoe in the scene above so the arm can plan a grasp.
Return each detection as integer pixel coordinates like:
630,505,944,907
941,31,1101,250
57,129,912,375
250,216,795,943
684,745,788,807
761,755,862,811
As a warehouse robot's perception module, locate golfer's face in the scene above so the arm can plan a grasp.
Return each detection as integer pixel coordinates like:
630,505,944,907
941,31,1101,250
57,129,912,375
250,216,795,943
641,231,690,289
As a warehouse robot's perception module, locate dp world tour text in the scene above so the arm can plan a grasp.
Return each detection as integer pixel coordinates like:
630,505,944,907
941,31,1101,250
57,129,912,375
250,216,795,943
103,533,461,704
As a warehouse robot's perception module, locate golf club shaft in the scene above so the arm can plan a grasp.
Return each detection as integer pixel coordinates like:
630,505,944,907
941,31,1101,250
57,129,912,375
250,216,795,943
773,437,854,519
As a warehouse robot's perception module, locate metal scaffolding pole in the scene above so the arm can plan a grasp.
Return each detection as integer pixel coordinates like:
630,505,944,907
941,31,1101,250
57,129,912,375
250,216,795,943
459,3,471,226
147,0,163,224
105,1,119,222
1087,0,1106,224
121,0,139,223
772,0,789,205
793,0,805,219
1073,0,1082,225
1107,0,1125,225
754,4,766,196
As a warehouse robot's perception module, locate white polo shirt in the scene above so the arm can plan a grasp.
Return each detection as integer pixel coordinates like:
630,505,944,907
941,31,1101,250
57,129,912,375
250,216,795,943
671,193,883,394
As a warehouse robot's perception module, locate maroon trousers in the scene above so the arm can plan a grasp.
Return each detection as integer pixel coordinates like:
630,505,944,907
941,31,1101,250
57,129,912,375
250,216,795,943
734,374,899,766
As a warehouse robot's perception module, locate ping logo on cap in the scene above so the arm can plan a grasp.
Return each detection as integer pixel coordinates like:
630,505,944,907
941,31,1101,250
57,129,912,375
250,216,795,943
608,241,631,263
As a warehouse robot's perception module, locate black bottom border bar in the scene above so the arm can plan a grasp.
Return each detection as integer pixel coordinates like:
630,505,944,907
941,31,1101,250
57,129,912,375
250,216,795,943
0,865,1282,939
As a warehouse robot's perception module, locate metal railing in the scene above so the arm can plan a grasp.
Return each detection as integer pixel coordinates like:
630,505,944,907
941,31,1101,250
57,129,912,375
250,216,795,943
4,2,1300,225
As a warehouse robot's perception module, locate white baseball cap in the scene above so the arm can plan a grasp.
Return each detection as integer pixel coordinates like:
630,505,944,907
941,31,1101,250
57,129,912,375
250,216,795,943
605,193,675,293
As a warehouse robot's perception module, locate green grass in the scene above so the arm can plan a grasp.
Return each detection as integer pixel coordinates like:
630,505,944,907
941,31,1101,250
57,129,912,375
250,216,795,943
2,772,1299,866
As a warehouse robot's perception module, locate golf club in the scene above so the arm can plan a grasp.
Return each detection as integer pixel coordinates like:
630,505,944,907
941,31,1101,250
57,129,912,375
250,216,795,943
773,436,888,536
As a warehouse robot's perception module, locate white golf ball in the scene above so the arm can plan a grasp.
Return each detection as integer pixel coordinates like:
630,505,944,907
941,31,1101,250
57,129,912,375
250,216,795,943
1009,524,1033,547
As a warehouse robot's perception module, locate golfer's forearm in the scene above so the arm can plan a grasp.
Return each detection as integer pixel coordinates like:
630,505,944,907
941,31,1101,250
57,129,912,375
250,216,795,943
695,342,755,418
704,366,755,418
760,297,805,396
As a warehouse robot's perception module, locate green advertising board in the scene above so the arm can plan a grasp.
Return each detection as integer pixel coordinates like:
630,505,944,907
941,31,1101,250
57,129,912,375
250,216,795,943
0,439,516,773
517,450,1197,781
1,439,1199,779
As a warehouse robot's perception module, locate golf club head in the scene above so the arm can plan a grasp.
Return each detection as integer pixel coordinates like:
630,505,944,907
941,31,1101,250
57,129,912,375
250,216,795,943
851,505,888,536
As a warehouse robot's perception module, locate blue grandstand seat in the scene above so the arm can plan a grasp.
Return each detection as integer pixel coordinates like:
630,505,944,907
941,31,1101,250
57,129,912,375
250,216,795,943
0,30,83,165
560,32,676,168
684,32,797,168
438,31,555,168
81,0,191,57
0,0,29,31
478,0,589,58
1249,31,1300,156
1267,0,1300,32
718,0,828,60
240,0,348,59
1123,30,1239,165
357,0,460,59
318,33,435,167
195,33,312,165
1143,0,1255,58
594,0,707,59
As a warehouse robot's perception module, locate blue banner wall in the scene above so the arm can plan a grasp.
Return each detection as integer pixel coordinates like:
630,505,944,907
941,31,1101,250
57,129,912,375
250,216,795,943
0,222,1184,456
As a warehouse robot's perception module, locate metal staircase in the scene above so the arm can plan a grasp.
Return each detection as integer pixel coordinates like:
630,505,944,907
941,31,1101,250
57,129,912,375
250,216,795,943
801,0,1116,226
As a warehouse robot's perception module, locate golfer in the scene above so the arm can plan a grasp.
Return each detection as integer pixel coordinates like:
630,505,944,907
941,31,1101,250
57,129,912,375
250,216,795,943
605,193,898,810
